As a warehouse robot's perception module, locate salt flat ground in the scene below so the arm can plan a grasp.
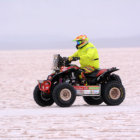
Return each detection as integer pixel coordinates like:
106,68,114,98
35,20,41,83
0,48,140,140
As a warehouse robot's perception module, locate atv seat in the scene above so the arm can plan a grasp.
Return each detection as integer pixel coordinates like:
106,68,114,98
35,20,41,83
85,69,107,78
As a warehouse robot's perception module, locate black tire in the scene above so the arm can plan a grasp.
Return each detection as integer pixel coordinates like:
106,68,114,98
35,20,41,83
83,96,103,105
52,83,76,107
33,85,54,107
110,74,122,84
101,81,125,106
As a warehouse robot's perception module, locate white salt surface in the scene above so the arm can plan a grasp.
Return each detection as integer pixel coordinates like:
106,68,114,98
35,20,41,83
0,48,140,140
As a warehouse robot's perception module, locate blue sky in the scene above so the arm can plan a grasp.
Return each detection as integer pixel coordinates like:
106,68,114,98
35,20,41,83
0,0,140,49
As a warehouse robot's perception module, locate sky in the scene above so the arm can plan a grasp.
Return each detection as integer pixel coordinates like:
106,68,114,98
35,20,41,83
0,0,140,50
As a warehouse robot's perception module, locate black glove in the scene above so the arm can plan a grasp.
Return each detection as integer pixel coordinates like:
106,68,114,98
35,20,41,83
72,57,80,61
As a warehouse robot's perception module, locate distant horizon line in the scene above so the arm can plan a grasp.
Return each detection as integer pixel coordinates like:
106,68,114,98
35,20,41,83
0,46,140,51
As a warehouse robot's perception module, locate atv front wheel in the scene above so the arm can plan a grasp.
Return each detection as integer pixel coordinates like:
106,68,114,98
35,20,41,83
83,96,103,105
33,85,54,107
101,81,125,105
52,83,76,107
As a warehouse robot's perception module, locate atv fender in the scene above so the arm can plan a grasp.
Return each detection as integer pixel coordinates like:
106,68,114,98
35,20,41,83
97,67,119,82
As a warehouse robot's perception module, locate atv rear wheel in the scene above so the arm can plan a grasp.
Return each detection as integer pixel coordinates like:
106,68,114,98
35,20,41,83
52,83,76,107
83,96,103,105
110,74,122,84
101,81,125,105
33,85,54,107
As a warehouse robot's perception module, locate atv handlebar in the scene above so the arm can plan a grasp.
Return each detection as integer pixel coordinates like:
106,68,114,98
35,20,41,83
60,57,80,67
62,57,80,63
53,54,80,70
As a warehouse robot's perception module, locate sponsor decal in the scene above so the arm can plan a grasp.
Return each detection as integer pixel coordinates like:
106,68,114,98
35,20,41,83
74,86,100,95
74,86,100,90
88,86,100,90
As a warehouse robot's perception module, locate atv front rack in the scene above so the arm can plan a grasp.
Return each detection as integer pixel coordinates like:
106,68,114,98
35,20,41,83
38,80,51,93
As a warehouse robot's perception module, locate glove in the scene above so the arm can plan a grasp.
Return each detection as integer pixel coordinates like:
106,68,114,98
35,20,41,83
68,57,80,62
68,57,73,62
72,57,80,61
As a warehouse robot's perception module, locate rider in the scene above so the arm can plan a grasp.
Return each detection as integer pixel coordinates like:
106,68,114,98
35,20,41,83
68,35,99,82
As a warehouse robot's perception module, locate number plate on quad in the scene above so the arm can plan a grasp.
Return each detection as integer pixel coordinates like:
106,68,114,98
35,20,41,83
74,85,101,96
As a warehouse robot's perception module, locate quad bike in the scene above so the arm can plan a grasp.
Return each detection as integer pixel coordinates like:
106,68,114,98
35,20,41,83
33,54,125,107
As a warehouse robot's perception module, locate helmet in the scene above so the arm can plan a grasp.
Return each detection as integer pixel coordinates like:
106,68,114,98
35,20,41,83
73,35,88,42
73,35,89,49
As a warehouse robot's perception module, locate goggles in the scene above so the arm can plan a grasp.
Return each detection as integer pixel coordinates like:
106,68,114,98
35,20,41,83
77,40,82,45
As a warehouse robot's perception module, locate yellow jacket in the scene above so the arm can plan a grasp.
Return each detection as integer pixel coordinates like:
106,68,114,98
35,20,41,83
70,43,99,69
